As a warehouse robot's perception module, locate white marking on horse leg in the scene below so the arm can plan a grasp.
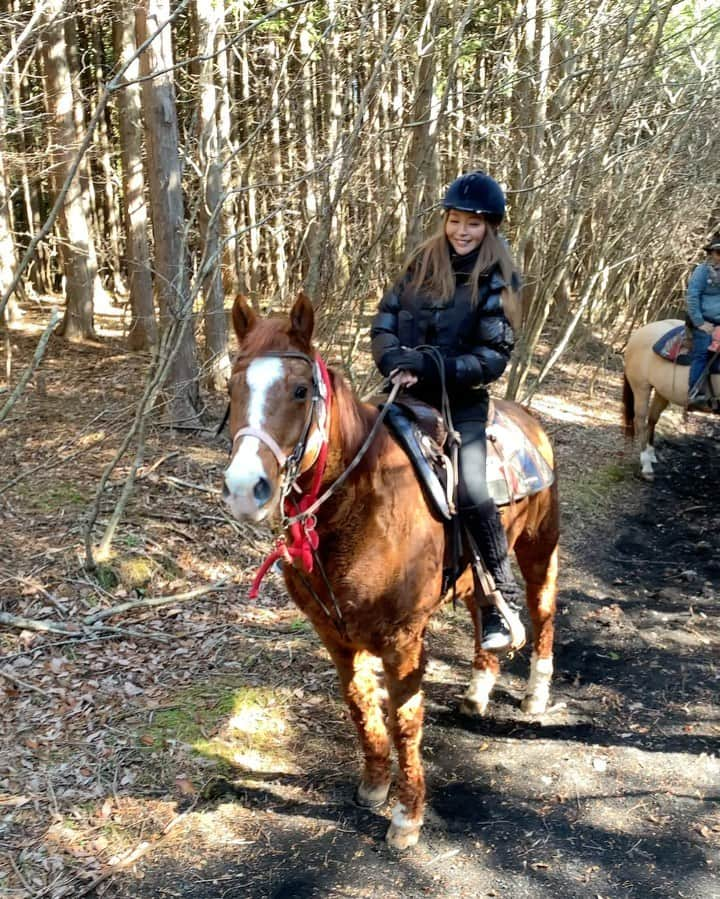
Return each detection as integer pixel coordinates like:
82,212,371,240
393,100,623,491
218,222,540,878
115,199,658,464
521,651,553,715
386,802,423,850
224,357,284,517
640,447,655,479
647,446,657,464
461,667,496,716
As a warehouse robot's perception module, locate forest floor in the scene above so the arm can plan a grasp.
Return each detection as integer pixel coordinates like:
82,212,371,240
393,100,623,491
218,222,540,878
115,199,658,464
1,305,719,899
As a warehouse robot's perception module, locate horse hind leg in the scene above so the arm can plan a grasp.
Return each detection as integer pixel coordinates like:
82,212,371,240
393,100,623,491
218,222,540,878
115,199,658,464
460,589,501,716
515,534,558,715
327,646,392,810
631,384,657,479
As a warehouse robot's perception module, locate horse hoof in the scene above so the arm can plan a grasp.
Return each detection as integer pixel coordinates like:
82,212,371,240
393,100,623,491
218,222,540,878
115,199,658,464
385,820,421,850
521,695,548,715
460,696,488,717
355,780,390,809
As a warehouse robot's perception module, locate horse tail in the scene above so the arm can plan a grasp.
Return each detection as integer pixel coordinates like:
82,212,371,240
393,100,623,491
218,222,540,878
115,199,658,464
622,374,635,440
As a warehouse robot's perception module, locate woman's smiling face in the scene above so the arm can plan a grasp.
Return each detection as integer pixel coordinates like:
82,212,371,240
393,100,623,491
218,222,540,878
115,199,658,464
445,209,487,255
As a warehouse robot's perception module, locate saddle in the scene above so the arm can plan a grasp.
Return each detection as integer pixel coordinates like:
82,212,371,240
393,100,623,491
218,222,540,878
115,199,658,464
652,324,720,369
383,398,454,520
382,397,555,521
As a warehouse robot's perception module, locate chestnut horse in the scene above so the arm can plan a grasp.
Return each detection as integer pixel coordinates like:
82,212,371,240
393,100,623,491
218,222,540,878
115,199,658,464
623,319,720,478
223,293,559,849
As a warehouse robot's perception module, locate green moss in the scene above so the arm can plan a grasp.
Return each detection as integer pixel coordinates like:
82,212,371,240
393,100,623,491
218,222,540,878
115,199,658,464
95,564,119,590
116,556,158,589
92,554,161,591
26,482,88,511
566,460,635,510
142,680,293,771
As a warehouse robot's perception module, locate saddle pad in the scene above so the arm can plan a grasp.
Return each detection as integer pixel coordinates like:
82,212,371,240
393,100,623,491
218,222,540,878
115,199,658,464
486,406,555,506
652,324,720,368
652,325,690,364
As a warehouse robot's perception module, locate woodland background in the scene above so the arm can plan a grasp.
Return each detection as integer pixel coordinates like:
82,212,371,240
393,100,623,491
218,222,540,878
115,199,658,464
0,0,717,567
1,3,720,896
1,0,719,410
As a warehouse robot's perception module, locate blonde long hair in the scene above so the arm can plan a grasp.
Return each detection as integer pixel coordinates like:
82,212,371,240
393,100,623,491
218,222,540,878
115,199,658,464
400,213,522,331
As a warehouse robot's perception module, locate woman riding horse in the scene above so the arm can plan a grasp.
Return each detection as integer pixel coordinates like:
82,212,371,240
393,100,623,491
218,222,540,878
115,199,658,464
371,170,524,654
222,291,559,849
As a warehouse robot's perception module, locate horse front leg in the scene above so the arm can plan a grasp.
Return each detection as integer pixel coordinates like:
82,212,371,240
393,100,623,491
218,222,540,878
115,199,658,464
644,392,668,474
326,645,392,809
383,642,427,850
516,541,558,715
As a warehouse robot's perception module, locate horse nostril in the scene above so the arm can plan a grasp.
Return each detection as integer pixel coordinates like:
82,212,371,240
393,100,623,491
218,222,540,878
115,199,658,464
222,481,230,500
253,477,271,505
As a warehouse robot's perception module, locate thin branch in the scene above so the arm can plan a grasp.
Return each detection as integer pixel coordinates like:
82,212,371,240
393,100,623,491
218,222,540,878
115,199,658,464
83,578,230,625
0,308,59,422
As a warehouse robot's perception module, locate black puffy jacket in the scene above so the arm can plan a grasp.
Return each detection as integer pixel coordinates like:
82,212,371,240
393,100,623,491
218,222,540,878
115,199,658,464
370,260,515,410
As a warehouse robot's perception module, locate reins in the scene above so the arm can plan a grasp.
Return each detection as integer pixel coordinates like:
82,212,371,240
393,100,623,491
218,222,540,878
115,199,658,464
283,379,401,527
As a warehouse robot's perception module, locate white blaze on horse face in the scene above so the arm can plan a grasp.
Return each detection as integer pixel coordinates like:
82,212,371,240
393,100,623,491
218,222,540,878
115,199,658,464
224,357,284,520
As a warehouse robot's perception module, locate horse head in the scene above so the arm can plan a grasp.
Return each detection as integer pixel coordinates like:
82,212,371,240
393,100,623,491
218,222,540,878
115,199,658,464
223,292,330,523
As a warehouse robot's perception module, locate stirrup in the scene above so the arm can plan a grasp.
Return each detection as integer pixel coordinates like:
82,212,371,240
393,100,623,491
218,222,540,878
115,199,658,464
487,593,526,655
688,393,712,409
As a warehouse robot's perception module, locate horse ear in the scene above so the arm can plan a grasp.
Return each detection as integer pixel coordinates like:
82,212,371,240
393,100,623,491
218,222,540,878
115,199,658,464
232,294,256,342
289,291,315,345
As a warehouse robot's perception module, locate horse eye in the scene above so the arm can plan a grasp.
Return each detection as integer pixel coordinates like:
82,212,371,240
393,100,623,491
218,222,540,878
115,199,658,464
294,384,308,400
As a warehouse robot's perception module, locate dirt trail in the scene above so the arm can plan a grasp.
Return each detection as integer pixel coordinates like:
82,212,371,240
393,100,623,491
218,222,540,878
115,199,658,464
1,326,718,899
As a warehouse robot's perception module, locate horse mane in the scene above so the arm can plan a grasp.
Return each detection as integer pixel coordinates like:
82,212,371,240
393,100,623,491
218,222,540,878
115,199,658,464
328,368,388,471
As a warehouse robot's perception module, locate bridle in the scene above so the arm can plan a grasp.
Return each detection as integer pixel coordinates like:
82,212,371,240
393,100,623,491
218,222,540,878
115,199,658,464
227,348,400,632
228,349,334,608
230,349,330,509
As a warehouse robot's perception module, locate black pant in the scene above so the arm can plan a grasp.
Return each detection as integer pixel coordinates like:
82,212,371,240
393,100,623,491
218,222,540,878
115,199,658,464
455,412,521,604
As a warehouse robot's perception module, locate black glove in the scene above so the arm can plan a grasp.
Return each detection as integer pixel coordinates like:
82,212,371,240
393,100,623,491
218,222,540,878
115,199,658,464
381,348,427,377
418,354,456,387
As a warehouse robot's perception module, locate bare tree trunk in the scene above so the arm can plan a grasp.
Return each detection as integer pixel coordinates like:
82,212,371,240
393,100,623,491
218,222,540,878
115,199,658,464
215,18,239,297
267,36,287,298
235,0,259,298
113,4,156,350
0,90,21,325
64,7,106,308
137,0,201,427
195,0,230,390
297,9,318,284
404,1,441,252
41,0,97,341
91,11,124,297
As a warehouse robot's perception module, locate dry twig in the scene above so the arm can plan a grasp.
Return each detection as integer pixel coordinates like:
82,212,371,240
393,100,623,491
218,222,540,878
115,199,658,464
82,578,231,624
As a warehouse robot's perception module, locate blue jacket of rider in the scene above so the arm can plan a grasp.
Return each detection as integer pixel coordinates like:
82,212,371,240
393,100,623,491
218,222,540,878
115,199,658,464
686,262,720,328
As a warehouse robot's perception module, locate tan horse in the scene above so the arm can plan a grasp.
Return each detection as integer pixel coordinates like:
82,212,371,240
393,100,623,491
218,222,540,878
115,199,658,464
623,319,720,478
222,293,559,849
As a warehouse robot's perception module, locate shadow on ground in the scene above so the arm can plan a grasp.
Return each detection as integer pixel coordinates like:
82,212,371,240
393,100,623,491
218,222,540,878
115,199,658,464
100,420,719,898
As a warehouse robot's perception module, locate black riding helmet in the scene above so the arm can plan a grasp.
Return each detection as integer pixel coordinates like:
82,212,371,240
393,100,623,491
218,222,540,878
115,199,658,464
442,171,506,224
703,232,720,252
